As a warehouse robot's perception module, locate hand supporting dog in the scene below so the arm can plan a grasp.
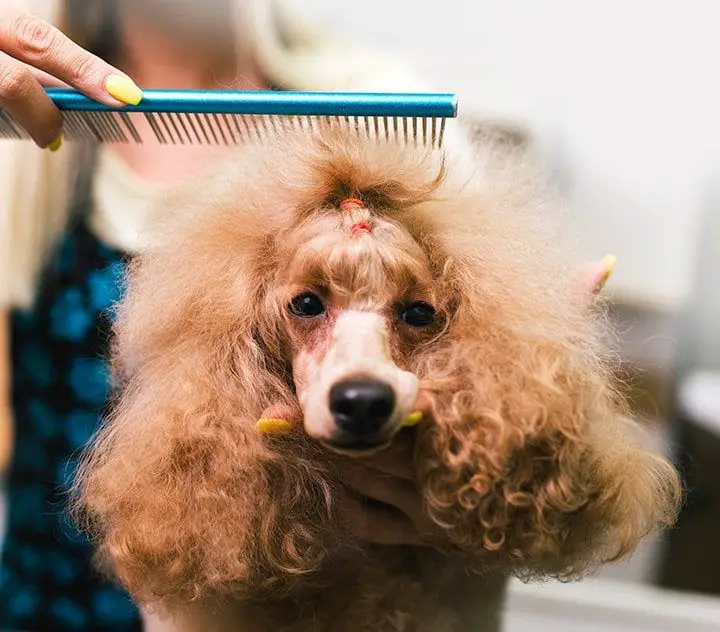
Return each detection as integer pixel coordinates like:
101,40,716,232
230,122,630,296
255,394,437,547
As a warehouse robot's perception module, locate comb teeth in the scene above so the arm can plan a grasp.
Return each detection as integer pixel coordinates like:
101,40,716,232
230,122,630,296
0,108,27,140
0,89,458,148
0,111,448,149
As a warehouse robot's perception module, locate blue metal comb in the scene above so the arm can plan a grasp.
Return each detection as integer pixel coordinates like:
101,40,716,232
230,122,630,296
0,89,458,148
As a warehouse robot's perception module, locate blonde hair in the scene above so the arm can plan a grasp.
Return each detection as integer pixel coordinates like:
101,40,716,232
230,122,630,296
0,0,430,308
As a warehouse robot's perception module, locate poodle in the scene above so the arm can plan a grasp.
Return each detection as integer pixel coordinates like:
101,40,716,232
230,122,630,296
73,121,681,632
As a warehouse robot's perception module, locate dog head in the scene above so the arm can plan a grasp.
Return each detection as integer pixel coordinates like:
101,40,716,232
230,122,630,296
74,124,680,609
271,195,449,452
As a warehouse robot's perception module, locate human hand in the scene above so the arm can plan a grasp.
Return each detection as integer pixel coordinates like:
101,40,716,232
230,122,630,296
333,430,442,546
0,8,142,149
579,254,617,295
257,395,439,547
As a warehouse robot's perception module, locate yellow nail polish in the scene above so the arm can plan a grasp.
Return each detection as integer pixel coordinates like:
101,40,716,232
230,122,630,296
403,411,424,427
256,418,293,435
105,74,143,106
595,254,617,293
47,133,63,152
601,254,617,273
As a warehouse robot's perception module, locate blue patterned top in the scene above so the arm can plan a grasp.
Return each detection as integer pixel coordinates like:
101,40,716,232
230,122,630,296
0,216,141,631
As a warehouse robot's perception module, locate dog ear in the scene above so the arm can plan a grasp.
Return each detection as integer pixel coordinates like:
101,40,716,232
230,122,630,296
72,210,334,611
415,261,680,579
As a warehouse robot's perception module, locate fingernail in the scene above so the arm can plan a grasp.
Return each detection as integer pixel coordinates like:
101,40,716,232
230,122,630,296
105,74,143,106
256,418,293,435
595,254,617,293
47,133,63,152
403,411,424,427
601,254,617,272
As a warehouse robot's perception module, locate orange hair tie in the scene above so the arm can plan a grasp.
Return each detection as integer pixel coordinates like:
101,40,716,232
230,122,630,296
340,198,365,212
351,221,372,235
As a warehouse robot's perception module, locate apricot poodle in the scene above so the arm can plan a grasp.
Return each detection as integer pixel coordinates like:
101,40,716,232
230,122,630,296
74,122,681,632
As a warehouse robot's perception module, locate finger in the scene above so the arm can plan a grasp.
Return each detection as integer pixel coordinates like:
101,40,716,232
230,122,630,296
27,65,68,88
0,10,141,106
337,460,445,542
337,460,419,517
355,433,415,480
414,390,433,414
576,255,617,297
259,402,303,422
593,254,617,293
0,51,62,147
256,402,303,436
403,390,433,427
338,492,424,547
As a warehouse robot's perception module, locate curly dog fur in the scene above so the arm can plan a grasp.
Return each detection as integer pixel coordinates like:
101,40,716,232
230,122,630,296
73,124,681,632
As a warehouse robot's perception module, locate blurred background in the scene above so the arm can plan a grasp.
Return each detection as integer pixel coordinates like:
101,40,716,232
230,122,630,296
2,0,720,629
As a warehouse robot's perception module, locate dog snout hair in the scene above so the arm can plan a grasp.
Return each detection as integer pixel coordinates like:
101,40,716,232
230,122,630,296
298,310,419,446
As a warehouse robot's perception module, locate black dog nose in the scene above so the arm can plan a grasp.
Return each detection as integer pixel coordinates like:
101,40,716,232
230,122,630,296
329,379,396,437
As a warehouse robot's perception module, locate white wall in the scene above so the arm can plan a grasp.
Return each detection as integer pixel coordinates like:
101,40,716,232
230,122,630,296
298,0,720,310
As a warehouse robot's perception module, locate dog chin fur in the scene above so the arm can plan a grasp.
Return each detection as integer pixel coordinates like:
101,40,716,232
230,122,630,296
72,121,681,632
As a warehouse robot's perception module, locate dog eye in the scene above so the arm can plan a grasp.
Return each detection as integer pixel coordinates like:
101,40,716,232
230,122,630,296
401,302,436,327
289,292,326,318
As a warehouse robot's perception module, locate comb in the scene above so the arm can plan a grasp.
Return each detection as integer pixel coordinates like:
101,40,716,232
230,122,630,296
0,89,458,148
